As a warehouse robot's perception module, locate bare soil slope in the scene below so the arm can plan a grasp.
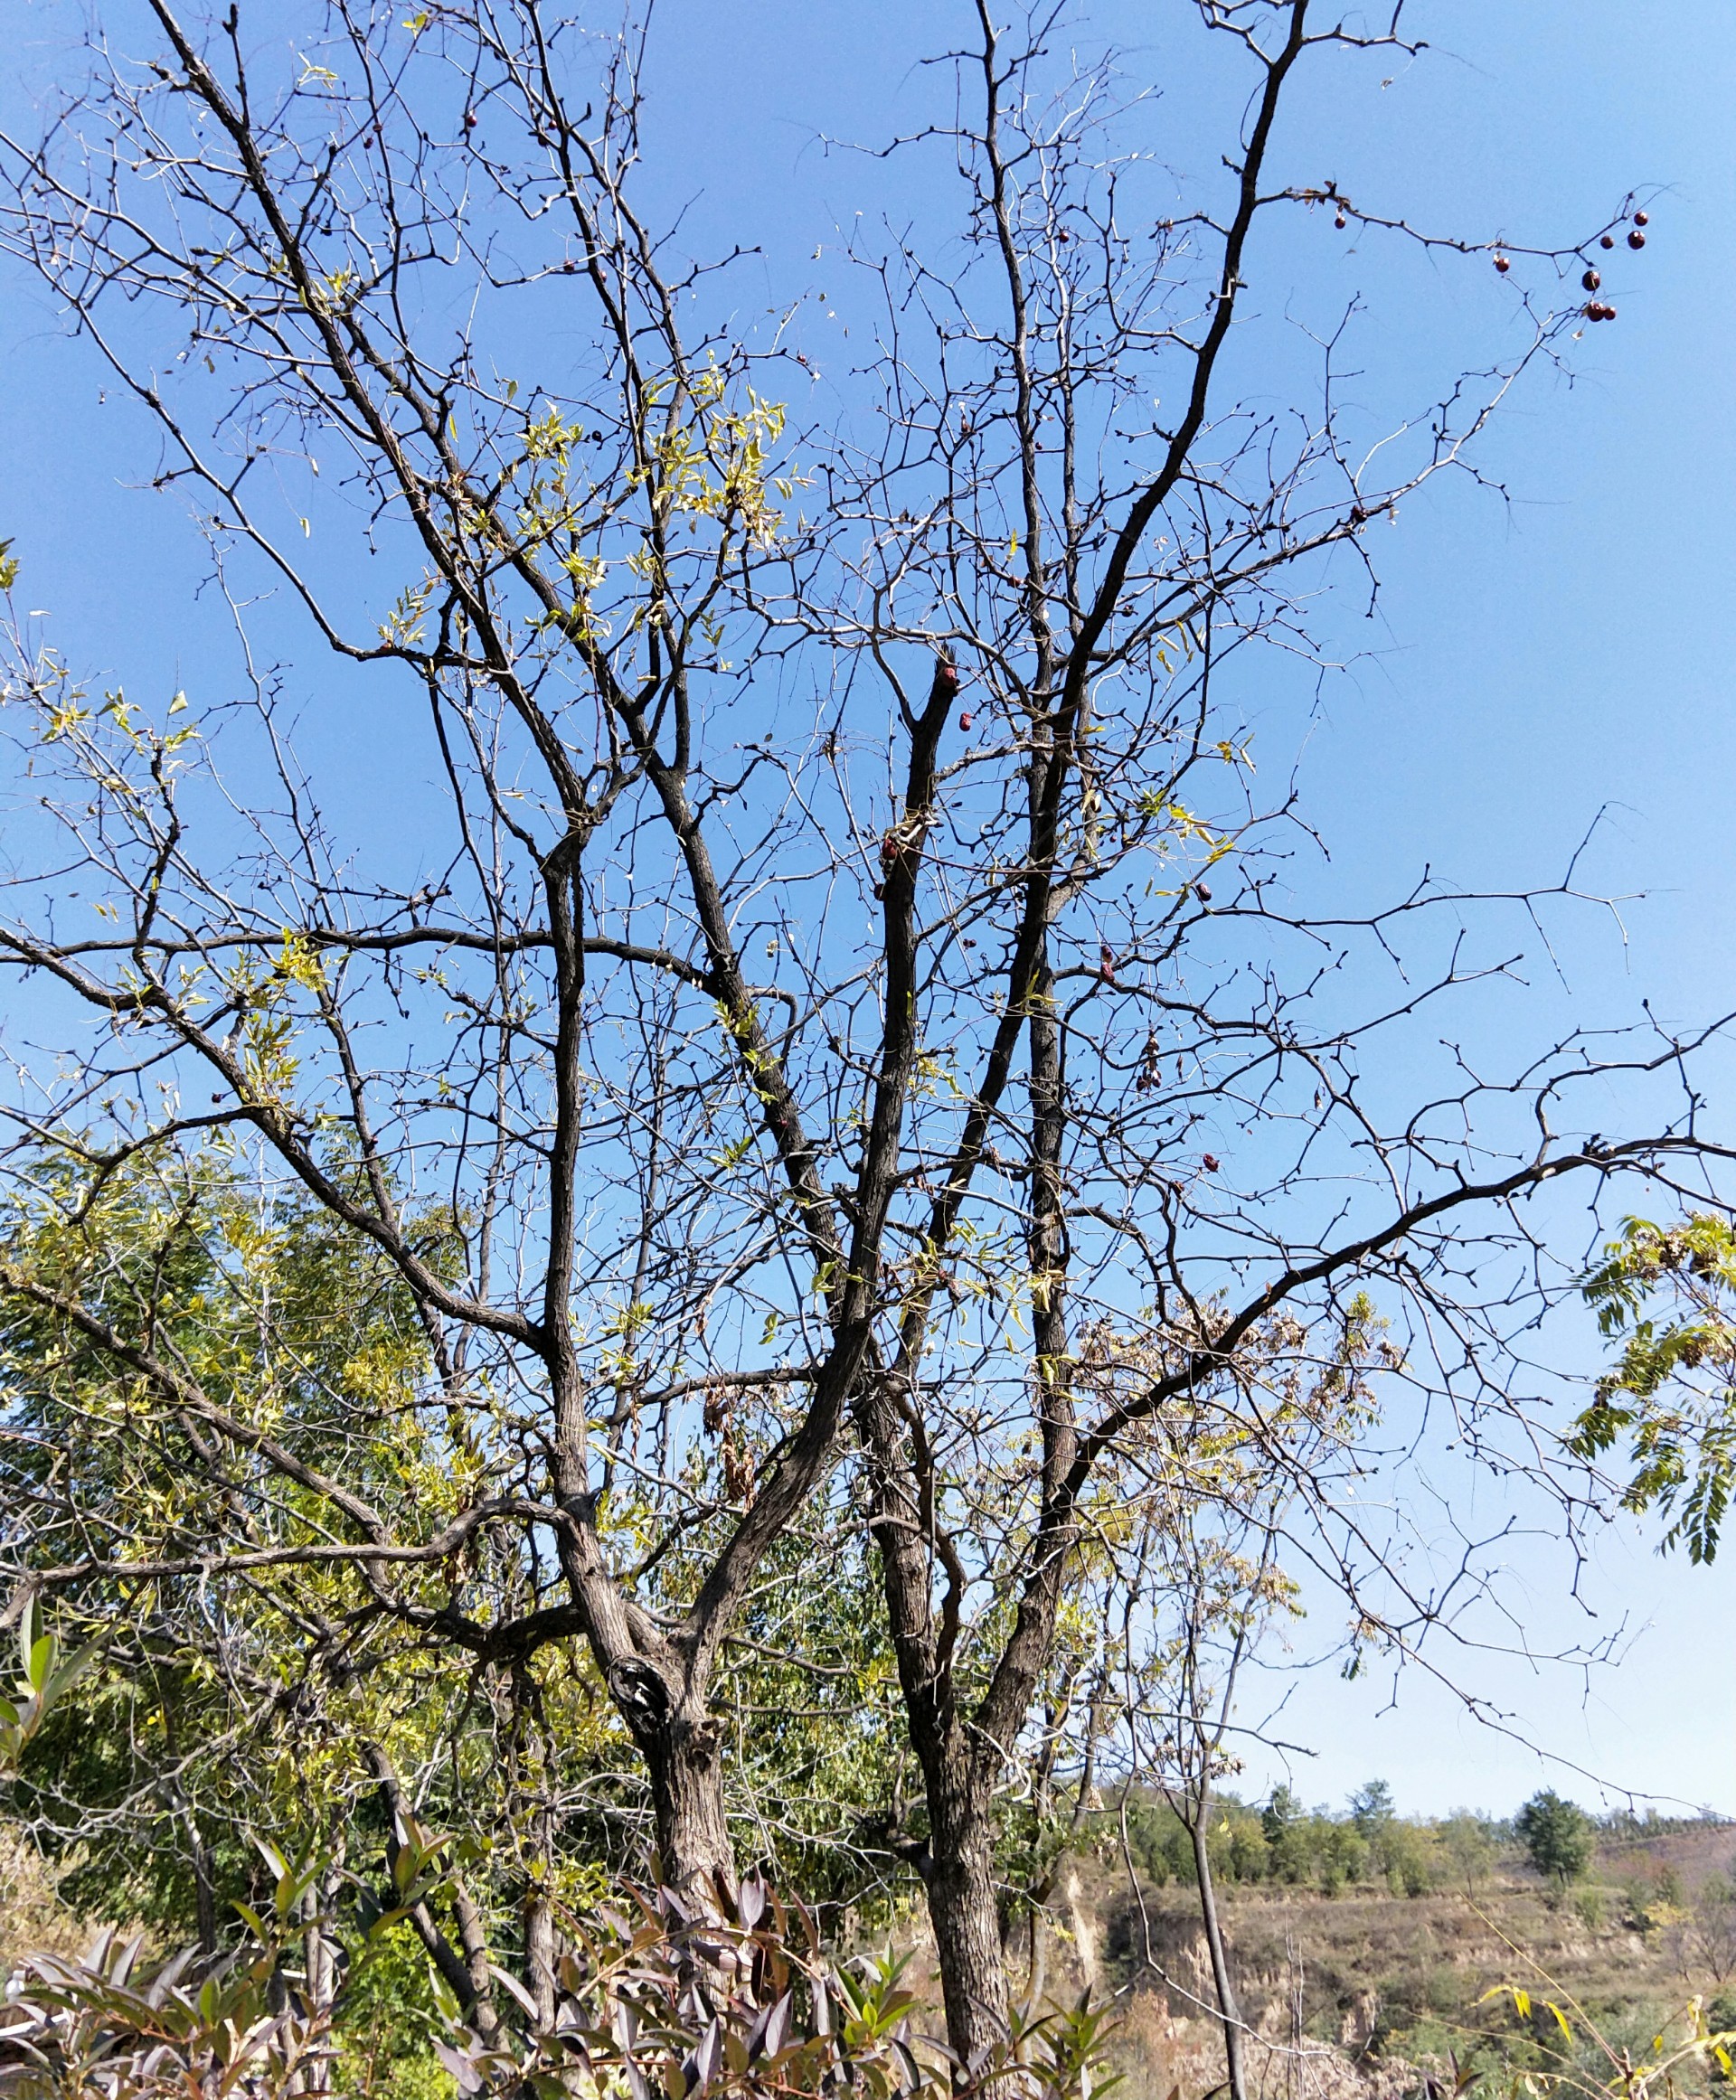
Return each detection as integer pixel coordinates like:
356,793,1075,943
1044,1824,1736,2100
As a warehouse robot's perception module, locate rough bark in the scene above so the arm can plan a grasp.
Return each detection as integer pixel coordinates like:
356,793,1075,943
923,1752,1012,2068
644,1705,736,1914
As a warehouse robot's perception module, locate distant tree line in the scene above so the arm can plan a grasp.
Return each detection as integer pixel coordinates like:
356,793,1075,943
1112,1783,1727,1900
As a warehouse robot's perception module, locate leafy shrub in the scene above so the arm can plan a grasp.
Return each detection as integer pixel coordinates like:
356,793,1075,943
1,1874,1118,2100
1481,1981,1736,2100
0,1926,330,2099
440,1878,1117,2099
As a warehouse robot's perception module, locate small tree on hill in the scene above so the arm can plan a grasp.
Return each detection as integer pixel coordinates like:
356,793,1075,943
1349,1780,1395,1836
1517,1790,1594,1888
1439,1811,1500,1898
1261,1787,1312,1886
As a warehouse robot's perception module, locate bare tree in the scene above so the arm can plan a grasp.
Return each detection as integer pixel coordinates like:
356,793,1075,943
769,0,1727,2063
0,0,1723,2062
0,0,947,1932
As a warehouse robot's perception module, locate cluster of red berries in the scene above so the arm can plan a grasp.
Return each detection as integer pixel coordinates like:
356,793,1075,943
1494,211,1649,323
1583,210,1648,321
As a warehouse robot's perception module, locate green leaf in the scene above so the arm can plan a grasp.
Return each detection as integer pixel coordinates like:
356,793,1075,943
26,1632,54,1695
428,1962,463,2023
43,1642,99,1708
252,1834,289,1883
17,1595,42,1681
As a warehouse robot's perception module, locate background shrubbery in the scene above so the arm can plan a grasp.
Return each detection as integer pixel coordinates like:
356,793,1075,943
1108,1785,1686,1902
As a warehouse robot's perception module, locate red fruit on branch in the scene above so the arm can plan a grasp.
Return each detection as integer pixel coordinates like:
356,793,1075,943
958,711,973,731
1582,268,1600,290
1334,213,1347,230
1599,233,1616,250
1202,1154,1221,1173
1628,230,1646,250
1494,253,1510,273
1634,210,1650,226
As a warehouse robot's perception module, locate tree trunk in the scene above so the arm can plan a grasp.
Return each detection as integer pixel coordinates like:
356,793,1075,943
646,1708,735,1915
1190,1802,1250,2100
301,1869,340,2096
1020,1906,1048,2021
926,1760,1012,2072
524,1891,556,2028
185,1809,218,1961
367,1743,502,2043
450,1878,504,2042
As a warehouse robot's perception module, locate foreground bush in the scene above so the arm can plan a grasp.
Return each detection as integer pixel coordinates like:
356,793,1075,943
1,1878,1116,2100
0,1926,329,2098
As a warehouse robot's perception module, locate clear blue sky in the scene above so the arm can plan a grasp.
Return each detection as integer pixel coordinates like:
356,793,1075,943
4,0,1733,1820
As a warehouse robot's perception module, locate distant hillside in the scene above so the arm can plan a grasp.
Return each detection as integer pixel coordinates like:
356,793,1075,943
925,1813,1736,2100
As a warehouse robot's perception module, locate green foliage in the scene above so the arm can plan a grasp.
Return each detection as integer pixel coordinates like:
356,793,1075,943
1349,1778,1395,1834
1314,1818,1369,1897
1117,1787,1457,1900
1577,1215,1736,1561
1110,1787,1617,1906
1477,1977,1736,2100
1515,1791,1594,1888
334,1920,456,2100
1712,1995,1736,2080
1260,1784,1309,1884
0,1926,331,2099
0,1136,937,1953
1379,1819,1438,1899
2,1143,628,1935
1438,1810,1502,1894
0,1595,96,1776
0,1840,370,2100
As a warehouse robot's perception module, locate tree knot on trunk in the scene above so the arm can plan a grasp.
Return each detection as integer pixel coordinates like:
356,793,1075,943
607,1654,673,1739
